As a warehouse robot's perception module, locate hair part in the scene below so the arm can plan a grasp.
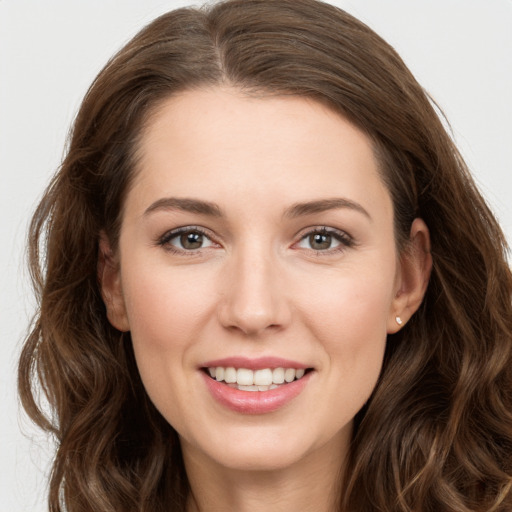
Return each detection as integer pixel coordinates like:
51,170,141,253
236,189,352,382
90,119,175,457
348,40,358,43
19,1,512,510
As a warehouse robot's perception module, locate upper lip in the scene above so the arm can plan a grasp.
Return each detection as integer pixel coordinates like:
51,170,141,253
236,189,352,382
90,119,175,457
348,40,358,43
201,356,310,370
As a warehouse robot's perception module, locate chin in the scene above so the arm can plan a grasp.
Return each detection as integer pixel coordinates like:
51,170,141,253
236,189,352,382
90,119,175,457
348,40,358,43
208,442,310,473
181,419,350,475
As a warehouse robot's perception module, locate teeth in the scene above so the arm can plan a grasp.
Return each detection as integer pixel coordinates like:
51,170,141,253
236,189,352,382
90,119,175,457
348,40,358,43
254,369,272,386
224,367,237,383
207,366,308,389
272,367,285,384
238,385,259,391
284,368,296,382
237,368,254,386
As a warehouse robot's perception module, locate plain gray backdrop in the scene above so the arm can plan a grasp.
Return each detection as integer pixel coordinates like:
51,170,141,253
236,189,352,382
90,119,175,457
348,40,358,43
2,1,511,510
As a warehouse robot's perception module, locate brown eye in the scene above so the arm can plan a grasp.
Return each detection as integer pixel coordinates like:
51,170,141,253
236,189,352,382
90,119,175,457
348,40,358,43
296,227,352,253
159,227,215,252
180,231,204,250
309,233,332,250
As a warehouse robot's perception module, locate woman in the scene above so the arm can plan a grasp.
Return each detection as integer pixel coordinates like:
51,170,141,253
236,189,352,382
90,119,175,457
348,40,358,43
18,0,512,510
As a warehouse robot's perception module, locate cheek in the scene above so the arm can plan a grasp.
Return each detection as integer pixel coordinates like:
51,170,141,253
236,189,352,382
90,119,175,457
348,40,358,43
300,260,395,398
119,262,215,397
122,261,211,344
302,257,396,339
119,264,215,433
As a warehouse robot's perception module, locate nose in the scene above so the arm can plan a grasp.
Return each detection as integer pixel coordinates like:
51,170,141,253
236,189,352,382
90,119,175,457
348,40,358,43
217,247,291,336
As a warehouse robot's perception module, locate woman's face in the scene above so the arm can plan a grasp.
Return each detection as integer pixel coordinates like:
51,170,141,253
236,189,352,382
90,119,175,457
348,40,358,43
102,87,425,475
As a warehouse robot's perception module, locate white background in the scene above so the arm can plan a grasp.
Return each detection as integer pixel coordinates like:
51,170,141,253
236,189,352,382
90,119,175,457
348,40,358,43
1,1,511,510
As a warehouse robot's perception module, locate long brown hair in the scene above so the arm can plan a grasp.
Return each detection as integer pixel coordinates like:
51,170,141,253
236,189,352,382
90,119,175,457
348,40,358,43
19,0,512,510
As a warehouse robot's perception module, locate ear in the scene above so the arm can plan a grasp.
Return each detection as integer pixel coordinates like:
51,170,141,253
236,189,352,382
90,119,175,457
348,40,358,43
97,231,130,332
387,218,432,333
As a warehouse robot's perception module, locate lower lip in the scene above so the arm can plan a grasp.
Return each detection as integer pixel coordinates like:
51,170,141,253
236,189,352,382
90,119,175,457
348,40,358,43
202,371,312,414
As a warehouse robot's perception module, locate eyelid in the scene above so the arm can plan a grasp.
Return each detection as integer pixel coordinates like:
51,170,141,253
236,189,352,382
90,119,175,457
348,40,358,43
293,226,355,253
155,224,354,255
156,225,220,254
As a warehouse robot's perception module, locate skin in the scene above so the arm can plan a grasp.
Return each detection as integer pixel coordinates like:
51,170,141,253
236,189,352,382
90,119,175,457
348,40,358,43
99,87,431,511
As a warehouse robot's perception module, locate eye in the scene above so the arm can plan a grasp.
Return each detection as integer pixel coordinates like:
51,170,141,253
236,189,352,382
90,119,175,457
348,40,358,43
158,227,216,252
295,227,353,252
177,231,211,250
301,232,339,251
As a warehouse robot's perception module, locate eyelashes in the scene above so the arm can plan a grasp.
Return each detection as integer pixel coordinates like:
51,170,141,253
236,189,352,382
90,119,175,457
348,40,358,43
294,227,354,253
156,226,217,255
156,225,355,256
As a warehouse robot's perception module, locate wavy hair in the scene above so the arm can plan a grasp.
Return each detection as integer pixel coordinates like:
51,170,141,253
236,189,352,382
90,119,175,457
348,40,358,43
19,0,512,510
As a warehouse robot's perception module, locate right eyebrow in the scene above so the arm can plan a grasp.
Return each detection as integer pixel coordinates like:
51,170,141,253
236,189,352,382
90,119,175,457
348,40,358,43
143,197,223,217
284,197,371,221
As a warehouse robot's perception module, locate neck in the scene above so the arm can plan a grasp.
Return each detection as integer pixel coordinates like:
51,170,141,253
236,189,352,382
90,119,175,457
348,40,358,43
182,433,348,512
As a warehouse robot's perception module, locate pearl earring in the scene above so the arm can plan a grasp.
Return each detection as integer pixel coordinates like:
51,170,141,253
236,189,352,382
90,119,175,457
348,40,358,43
395,316,403,326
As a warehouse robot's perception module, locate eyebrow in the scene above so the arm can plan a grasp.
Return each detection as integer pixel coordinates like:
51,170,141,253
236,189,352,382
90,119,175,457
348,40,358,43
143,196,371,220
143,197,223,217
284,198,371,220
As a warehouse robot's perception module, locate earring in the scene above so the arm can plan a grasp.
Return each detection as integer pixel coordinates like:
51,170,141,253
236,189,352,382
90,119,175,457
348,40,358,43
395,316,403,326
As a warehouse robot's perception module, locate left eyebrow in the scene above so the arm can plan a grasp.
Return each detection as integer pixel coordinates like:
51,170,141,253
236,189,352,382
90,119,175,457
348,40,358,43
284,198,371,221
143,197,223,217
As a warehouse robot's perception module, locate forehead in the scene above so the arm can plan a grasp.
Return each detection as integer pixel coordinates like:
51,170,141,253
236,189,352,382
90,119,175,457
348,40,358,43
128,87,391,220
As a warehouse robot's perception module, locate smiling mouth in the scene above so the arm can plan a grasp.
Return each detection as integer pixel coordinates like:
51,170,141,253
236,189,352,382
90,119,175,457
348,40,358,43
204,366,312,392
